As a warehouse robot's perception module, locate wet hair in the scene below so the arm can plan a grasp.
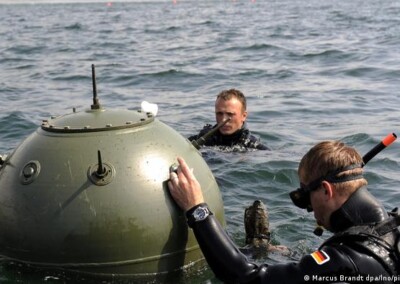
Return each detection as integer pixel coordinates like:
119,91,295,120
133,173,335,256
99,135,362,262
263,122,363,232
216,89,247,112
298,141,367,196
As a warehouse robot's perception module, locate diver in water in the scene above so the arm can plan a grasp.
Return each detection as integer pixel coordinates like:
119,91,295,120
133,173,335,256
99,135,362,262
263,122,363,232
188,89,269,151
168,140,400,283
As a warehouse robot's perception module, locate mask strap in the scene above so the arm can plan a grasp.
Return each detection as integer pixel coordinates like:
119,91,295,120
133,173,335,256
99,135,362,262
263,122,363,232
303,163,363,193
325,163,364,183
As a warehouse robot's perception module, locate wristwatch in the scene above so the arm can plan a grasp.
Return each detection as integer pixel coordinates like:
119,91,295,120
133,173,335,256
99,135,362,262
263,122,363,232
186,203,211,228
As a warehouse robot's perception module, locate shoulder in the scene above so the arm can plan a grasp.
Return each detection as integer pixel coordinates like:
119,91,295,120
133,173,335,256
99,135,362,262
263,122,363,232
251,137,270,150
242,131,270,150
321,226,400,275
297,246,356,276
265,247,352,283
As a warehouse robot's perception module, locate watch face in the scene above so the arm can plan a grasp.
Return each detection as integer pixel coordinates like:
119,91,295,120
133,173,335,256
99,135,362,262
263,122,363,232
193,207,209,221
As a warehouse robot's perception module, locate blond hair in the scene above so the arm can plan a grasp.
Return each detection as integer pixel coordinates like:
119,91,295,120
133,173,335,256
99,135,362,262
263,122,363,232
298,141,367,197
216,89,247,113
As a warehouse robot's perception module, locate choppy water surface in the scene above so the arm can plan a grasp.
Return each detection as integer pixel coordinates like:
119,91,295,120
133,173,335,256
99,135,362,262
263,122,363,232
0,0,400,283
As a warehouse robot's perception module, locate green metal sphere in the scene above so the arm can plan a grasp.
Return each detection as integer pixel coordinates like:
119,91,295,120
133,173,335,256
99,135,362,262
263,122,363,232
0,105,225,277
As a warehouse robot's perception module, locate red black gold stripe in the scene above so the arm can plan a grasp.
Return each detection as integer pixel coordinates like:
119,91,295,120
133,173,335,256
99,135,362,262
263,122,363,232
311,250,330,265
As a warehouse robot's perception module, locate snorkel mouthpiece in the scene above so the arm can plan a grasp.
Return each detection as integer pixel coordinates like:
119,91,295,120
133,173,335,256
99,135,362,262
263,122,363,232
313,226,324,237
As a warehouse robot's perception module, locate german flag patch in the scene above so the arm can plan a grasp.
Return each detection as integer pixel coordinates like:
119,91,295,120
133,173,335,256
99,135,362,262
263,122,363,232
311,250,330,265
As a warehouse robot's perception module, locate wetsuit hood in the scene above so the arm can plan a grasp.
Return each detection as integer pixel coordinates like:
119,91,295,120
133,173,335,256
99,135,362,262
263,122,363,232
329,186,388,233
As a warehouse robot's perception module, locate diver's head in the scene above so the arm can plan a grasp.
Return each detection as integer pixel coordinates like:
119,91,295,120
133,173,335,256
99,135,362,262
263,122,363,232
215,89,247,135
290,141,367,230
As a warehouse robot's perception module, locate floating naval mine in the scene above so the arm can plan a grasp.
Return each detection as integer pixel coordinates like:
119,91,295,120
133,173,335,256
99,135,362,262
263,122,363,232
0,65,226,278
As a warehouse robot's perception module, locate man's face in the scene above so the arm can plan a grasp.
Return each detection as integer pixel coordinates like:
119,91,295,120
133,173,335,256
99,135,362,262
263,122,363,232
309,181,337,231
298,168,330,228
310,188,326,227
215,97,247,135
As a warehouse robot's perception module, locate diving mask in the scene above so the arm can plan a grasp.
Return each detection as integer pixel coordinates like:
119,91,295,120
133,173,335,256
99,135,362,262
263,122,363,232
289,164,364,212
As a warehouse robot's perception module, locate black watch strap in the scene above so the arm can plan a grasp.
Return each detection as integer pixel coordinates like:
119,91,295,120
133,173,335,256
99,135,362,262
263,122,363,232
186,203,213,228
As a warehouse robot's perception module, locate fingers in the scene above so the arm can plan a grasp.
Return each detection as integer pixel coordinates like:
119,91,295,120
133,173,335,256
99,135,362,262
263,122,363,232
170,171,178,181
167,180,174,192
177,156,194,179
168,157,205,212
168,172,182,204
169,172,179,189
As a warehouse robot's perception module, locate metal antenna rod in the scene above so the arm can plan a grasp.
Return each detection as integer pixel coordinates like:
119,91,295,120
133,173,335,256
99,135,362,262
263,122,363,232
91,64,101,110
96,150,106,177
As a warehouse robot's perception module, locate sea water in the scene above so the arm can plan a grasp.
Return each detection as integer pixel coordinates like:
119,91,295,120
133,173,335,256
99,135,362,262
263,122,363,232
0,0,399,283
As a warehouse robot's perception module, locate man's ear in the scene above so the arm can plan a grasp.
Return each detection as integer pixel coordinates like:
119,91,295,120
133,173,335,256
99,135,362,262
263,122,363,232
242,110,248,122
321,181,334,200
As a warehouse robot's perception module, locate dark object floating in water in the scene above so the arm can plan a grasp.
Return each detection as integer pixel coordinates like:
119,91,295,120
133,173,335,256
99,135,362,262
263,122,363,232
241,200,289,257
245,200,271,248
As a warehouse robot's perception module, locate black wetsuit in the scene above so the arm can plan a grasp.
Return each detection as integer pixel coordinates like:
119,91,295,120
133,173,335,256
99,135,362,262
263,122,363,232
188,123,269,150
187,187,400,283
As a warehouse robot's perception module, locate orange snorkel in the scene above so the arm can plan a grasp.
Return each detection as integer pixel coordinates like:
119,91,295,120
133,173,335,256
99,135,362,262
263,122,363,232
362,133,397,166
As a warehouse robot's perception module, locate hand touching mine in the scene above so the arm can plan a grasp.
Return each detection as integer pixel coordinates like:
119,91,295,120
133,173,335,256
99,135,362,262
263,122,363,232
168,157,205,212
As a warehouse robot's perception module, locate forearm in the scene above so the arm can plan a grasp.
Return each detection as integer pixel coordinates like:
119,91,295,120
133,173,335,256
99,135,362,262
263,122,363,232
190,212,266,283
